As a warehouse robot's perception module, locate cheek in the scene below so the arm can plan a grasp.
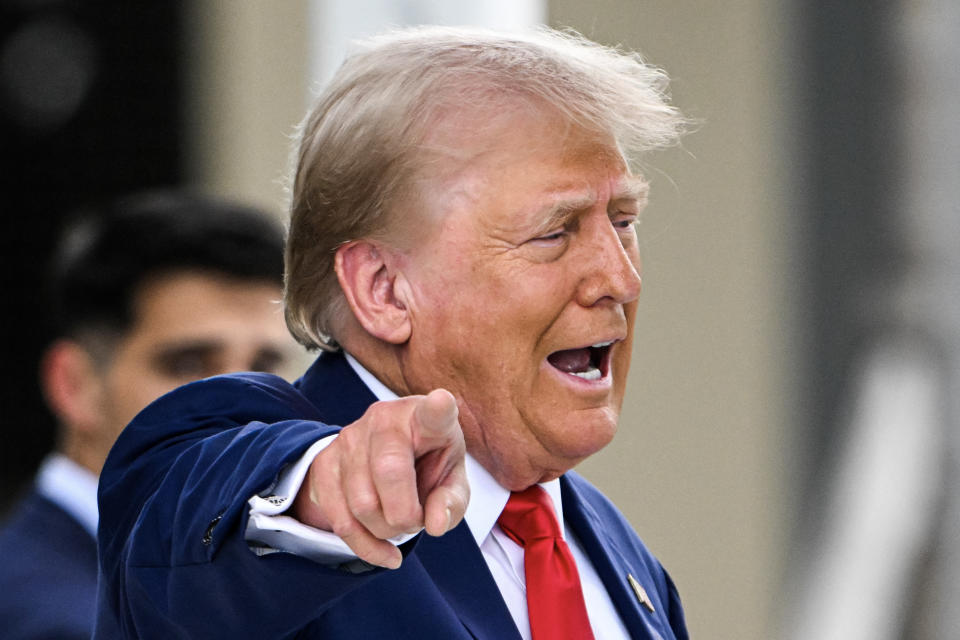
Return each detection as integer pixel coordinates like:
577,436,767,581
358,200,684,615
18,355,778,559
612,301,639,395
112,378,161,423
415,264,530,347
103,363,174,428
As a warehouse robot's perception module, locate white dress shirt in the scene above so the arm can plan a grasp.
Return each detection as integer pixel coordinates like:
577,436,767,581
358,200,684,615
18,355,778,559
35,453,100,539
247,354,629,638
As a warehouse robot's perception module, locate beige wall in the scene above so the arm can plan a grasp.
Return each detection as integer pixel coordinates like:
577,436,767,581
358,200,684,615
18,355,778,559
550,2,792,639
182,1,311,217
186,3,794,638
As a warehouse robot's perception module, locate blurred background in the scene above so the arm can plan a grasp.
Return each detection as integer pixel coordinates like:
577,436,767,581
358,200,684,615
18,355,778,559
2,1,957,638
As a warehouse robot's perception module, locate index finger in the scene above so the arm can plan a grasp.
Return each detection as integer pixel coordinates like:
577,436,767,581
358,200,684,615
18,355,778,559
411,389,459,448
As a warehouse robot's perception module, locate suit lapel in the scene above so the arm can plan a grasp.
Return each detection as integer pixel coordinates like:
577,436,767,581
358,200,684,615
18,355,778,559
298,352,520,639
561,475,670,640
296,351,378,426
416,523,523,640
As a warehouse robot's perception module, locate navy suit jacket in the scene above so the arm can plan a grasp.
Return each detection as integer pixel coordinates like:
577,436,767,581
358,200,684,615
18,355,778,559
0,489,98,639
95,351,687,639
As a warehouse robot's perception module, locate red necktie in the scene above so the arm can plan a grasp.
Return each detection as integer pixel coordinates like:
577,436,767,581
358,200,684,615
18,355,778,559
497,486,596,640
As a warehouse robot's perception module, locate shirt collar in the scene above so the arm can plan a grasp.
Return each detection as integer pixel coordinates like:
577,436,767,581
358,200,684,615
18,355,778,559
343,353,565,546
463,454,564,546
345,352,397,402
35,453,99,538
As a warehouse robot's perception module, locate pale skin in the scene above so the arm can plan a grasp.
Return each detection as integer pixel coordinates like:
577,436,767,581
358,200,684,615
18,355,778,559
292,109,644,569
42,271,297,476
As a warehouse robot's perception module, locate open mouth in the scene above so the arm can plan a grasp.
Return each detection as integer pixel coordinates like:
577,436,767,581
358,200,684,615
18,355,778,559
546,340,614,381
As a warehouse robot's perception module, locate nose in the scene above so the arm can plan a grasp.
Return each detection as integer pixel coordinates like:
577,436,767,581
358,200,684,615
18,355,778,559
575,214,642,308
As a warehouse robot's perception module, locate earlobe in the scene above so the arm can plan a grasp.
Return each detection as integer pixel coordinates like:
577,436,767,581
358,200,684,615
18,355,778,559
335,241,412,345
40,340,104,433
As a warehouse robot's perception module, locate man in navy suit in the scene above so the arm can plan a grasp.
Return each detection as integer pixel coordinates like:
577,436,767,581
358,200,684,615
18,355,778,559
0,191,300,639
96,26,690,639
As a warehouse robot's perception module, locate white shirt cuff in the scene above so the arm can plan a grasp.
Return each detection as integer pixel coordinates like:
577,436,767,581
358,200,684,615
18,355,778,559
245,434,418,566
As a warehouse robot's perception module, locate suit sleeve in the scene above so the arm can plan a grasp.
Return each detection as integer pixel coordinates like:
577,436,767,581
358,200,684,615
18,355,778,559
94,373,399,639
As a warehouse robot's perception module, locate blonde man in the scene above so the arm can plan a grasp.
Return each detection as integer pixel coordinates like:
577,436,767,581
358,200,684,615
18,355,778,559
95,27,689,640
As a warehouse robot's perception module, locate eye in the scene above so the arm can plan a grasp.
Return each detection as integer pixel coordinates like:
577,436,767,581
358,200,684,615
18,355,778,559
156,352,210,380
152,345,218,381
250,350,285,374
612,214,638,231
528,228,568,246
535,230,566,242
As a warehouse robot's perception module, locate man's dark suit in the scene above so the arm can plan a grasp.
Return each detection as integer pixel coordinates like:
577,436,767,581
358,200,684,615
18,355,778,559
95,351,687,639
0,490,98,639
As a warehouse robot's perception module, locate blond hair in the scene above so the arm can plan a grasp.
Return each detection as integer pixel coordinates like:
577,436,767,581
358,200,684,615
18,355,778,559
285,25,688,350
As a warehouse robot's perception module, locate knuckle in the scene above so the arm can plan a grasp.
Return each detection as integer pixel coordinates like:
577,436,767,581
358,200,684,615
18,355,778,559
366,397,420,427
384,504,420,530
366,399,399,423
334,426,360,453
371,451,411,482
330,514,366,541
365,401,386,421
348,491,381,519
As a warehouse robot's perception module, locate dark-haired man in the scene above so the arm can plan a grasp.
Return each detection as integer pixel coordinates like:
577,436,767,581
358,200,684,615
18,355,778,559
0,191,300,639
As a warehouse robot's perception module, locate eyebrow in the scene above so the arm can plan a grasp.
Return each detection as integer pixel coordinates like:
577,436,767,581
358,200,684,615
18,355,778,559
612,177,650,205
153,340,219,356
535,176,650,231
151,340,288,372
150,340,220,366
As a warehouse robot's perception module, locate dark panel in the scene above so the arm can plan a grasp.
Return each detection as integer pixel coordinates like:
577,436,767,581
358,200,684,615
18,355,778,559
0,0,183,511
793,0,905,520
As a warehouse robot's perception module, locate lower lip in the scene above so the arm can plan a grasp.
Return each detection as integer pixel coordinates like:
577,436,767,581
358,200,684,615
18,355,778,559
543,360,614,391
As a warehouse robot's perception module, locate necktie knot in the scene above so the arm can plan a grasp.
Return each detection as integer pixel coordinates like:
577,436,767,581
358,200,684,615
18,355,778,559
498,486,562,546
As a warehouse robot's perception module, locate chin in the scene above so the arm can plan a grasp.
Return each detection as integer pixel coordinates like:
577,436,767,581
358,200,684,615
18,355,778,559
545,410,619,465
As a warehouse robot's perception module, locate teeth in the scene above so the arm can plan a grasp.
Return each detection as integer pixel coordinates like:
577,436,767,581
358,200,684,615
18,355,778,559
591,340,614,348
571,367,602,381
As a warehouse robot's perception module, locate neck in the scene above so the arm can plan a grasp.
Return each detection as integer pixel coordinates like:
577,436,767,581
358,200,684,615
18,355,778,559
340,335,412,397
58,430,108,477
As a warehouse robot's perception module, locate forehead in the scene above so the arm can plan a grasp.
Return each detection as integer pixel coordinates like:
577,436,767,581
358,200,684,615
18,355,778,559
425,97,620,164
437,125,641,217
381,102,645,251
128,271,283,338
430,106,634,186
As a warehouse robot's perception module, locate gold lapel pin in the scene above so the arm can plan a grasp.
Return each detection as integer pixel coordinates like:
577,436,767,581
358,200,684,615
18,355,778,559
627,574,655,613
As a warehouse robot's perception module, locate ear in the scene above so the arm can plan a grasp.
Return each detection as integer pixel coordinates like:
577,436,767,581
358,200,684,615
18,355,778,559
335,241,412,344
40,339,105,434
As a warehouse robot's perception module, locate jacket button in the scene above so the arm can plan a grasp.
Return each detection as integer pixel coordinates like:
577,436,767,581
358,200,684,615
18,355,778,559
202,513,223,545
